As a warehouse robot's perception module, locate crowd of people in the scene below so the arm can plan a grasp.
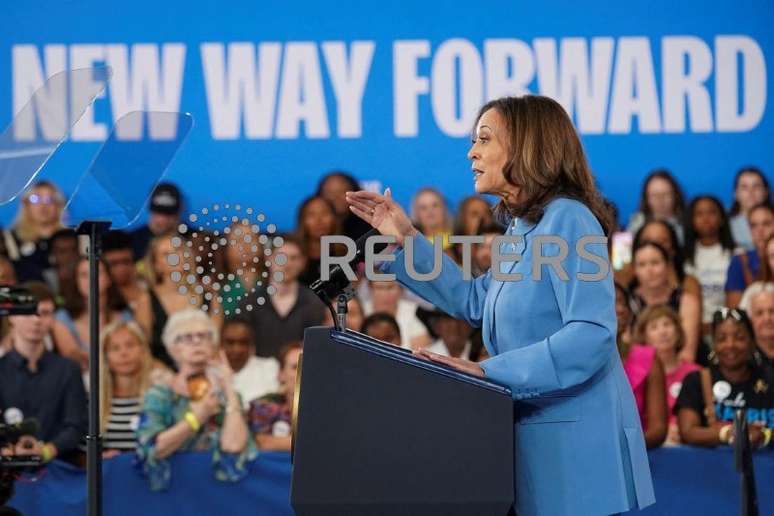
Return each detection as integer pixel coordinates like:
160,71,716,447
1,166,773,492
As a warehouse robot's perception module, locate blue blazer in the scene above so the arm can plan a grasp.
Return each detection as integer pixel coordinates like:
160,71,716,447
384,198,655,516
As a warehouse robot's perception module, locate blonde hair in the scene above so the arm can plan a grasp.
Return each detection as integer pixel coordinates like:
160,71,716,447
410,187,453,235
99,320,153,433
13,181,64,242
633,305,685,352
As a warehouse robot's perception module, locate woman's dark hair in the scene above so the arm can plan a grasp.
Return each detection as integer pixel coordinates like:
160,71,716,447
360,312,401,339
477,221,505,236
221,317,256,345
749,202,774,221
473,96,614,235
711,308,755,345
62,257,129,318
453,195,492,236
294,195,341,255
637,169,686,220
683,195,736,266
315,171,361,195
633,220,686,283
730,166,771,216
629,240,672,290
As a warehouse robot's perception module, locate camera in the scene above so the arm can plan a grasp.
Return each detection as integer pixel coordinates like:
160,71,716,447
0,285,44,507
0,420,43,507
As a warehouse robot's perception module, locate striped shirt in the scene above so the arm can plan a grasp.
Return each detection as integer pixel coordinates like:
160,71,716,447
104,397,142,451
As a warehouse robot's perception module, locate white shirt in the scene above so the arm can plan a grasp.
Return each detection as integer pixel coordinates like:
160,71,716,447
363,299,430,349
233,356,280,408
427,339,472,359
684,243,732,324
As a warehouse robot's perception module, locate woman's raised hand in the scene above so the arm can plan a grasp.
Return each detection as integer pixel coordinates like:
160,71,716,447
346,188,418,246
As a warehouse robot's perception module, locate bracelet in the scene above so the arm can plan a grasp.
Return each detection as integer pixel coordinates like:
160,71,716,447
41,444,54,462
225,402,241,414
760,427,772,449
718,424,732,444
184,411,201,432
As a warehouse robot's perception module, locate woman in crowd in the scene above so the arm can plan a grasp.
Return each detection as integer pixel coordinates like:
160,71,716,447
726,203,774,308
220,221,266,317
410,187,453,250
451,195,493,265
2,181,65,282
220,318,279,410
316,171,371,240
629,241,701,363
136,309,254,491
454,195,493,236
683,196,736,336
675,308,774,449
633,305,700,444
100,320,163,457
626,169,686,243
739,236,774,311
144,234,208,369
248,341,302,452
360,313,402,346
362,280,431,350
615,220,702,301
101,230,153,338
728,167,770,251
294,195,342,286
615,284,668,449
54,257,133,371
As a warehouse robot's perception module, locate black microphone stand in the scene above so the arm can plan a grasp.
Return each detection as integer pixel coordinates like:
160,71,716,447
733,408,758,516
77,220,111,516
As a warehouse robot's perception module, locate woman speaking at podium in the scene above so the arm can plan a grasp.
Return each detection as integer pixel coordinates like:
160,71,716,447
346,96,655,516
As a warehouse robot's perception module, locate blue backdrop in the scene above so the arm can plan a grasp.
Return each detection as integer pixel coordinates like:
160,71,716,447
1,1,772,230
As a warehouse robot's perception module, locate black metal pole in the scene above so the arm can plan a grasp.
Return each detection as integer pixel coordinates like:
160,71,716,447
88,222,101,516
78,221,111,516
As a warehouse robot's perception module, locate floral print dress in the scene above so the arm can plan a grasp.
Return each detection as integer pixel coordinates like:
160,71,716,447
136,383,257,491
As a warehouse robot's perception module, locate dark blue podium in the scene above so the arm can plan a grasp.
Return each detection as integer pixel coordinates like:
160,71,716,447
290,326,515,516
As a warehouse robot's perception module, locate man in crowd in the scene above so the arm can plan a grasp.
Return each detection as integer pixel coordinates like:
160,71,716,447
0,282,87,463
130,182,185,259
236,234,324,359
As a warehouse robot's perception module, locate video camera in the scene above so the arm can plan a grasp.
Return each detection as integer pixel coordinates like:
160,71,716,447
0,286,38,317
0,285,44,507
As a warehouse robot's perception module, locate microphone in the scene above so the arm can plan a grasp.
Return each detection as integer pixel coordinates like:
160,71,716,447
0,418,39,446
0,286,39,316
310,228,386,306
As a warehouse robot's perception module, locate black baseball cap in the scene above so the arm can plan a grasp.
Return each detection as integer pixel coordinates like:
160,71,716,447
150,182,182,215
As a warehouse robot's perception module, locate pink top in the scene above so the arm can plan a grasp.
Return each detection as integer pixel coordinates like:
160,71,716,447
665,361,701,424
622,345,656,431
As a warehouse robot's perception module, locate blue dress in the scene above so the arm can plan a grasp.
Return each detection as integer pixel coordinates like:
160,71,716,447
383,197,655,516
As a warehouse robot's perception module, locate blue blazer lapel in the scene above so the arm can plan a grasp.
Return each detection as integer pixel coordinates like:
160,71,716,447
487,218,537,351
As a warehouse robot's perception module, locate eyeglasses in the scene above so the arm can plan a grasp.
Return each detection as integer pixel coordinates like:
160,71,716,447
175,330,214,345
25,193,60,205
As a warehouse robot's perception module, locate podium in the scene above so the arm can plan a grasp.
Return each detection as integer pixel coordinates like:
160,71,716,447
291,326,515,516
